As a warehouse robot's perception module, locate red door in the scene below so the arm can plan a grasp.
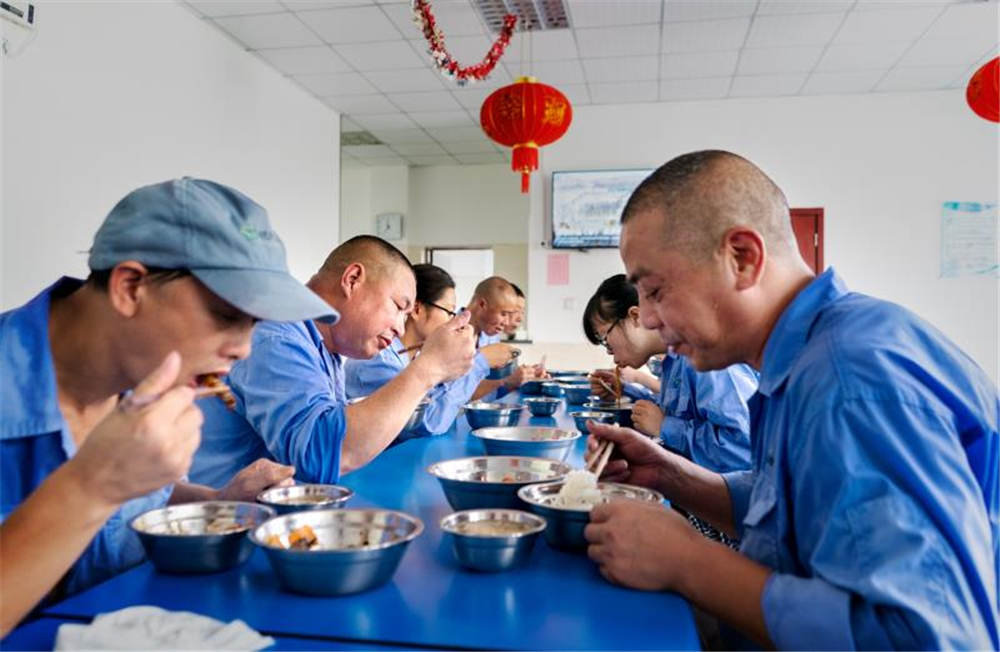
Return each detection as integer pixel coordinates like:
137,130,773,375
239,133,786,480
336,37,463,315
791,208,824,273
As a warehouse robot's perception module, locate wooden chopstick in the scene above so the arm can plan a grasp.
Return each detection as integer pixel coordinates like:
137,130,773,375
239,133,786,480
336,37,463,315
400,343,423,354
586,439,615,477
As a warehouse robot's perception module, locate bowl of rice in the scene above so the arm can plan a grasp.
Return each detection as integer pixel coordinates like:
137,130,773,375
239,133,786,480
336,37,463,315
517,472,664,551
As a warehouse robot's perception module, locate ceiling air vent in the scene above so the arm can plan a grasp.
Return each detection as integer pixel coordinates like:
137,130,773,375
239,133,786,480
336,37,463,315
474,0,570,33
341,131,383,146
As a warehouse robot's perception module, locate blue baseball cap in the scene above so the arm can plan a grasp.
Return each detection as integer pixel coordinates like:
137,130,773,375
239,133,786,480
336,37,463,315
88,178,338,324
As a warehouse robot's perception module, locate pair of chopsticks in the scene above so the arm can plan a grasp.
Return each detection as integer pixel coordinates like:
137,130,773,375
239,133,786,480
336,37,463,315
118,384,231,412
586,439,615,478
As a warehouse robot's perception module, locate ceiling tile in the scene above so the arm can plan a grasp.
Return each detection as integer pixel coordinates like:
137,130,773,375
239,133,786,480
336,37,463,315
455,153,507,164
922,2,999,43
504,31,580,62
567,0,662,28
188,1,286,17
659,76,731,101
661,50,739,79
556,83,592,105
344,144,399,157
746,12,845,48
875,65,967,91
213,13,321,49
432,35,495,66
738,46,825,75
833,7,942,44
589,80,659,104
286,1,375,10
899,37,997,68
729,73,807,97
442,140,496,154
801,69,884,94
853,1,951,11
342,158,368,169
452,87,494,109
323,94,398,113
366,68,448,92
576,25,661,58
662,18,751,53
295,72,376,96
662,1,756,22
340,117,364,131
409,155,460,166
583,56,659,82
257,46,352,75
362,156,410,166
298,5,400,43
335,40,426,71
383,0,484,38
505,59,586,84
407,110,475,127
757,1,854,15
390,142,448,155
353,113,419,130
816,42,912,71
369,128,435,144
390,91,462,111
426,126,488,141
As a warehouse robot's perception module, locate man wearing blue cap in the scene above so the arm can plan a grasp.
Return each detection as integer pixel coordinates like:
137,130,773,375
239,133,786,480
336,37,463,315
0,178,337,635
190,235,478,489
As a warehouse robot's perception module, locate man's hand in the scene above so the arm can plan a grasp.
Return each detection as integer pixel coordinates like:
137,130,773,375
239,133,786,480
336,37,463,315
503,363,544,390
412,311,476,385
479,343,516,369
216,458,295,502
583,420,679,489
631,400,664,438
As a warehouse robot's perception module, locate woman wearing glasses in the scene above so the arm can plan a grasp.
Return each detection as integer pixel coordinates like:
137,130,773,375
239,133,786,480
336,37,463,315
345,264,514,442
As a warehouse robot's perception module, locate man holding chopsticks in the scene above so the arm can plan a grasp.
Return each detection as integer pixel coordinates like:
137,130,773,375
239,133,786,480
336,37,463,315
584,151,998,650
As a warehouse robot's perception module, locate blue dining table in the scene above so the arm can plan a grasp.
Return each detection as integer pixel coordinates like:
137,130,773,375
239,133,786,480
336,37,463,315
16,390,699,651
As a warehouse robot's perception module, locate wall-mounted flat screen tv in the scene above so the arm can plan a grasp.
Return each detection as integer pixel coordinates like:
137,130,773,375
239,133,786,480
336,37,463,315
550,168,653,249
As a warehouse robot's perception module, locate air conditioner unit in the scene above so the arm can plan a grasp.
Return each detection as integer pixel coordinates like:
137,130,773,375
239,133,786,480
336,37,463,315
1,1,37,57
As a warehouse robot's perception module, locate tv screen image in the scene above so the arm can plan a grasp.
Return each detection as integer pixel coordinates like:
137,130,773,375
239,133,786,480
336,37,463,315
551,169,653,249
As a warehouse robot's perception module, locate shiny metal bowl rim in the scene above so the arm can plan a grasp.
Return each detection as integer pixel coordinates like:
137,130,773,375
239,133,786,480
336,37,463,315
569,410,616,419
517,481,665,512
249,508,424,554
439,509,547,538
255,483,355,507
129,501,276,537
425,455,572,484
522,397,561,404
470,426,581,443
464,401,525,412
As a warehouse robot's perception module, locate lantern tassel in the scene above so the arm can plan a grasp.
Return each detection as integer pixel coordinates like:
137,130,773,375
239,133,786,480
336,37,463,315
521,172,530,193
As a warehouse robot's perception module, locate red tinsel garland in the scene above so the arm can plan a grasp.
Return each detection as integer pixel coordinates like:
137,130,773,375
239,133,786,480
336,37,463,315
411,0,517,86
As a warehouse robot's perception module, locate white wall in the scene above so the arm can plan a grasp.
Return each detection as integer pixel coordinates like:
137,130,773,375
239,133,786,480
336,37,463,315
1,1,340,309
527,91,999,382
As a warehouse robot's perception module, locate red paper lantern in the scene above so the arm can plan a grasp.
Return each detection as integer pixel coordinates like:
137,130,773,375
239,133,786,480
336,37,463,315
480,77,573,193
967,57,999,123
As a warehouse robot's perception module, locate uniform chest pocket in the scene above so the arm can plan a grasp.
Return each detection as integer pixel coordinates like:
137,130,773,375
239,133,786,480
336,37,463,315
740,475,781,568
742,475,778,528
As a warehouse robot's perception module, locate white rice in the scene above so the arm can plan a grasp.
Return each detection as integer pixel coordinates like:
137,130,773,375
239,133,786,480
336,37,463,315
553,470,605,510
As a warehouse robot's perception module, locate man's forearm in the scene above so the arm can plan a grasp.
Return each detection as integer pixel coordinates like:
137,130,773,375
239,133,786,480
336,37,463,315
659,455,737,536
471,378,504,400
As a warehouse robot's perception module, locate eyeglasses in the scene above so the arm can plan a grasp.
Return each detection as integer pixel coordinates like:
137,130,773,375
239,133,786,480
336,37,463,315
595,318,621,354
425,301,457,318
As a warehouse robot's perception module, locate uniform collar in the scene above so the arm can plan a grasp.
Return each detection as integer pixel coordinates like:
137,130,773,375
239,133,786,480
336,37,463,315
757,268,849,397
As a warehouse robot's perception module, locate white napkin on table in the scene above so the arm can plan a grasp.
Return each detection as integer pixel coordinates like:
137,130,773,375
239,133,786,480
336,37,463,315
54,606,274,650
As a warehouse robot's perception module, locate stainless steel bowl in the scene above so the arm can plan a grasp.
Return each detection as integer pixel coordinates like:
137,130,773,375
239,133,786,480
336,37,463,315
440,509,546,572
519,379,545,395
251,509,423,596
569,410,616,432
257,484,354,515
471,426,580,461
647,355,664,376
583,401,634,428
517,482,664,551
550,370,589,378
464,402,524,429
523,397,560,417
541,381,564,397
130,501,275,574
349,396,429,432
561,384,593,405
426,456,571,510
552,375,589,385
486,359,516,380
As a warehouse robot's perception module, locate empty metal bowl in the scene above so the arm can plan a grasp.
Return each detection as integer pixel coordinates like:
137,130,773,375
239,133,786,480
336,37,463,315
518,482,664,551
130,501,275,574
569,410,616,432
257,484,354,515
523,397,560,417
426,456,571,510
251,509,423,596
519,379,545,395
647,355,664,376
471,426,580,461
583,400,634,428
464,402,524,429
440,509,546,572
561,384,593,405
541,381,564,397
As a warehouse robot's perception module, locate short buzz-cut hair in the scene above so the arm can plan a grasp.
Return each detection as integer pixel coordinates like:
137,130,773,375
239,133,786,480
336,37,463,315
510,283,524,299
318,235,412,282
621,150,797,261
471,276,515,304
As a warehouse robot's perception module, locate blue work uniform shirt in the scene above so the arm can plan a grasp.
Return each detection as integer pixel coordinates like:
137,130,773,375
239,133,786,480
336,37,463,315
656,353,756,473
0,278,172,596
477,330,505,401
344,338,490,442
722,268,999,650
189,319,346,488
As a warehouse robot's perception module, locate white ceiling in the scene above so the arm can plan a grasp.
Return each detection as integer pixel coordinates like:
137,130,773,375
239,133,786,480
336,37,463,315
181,0,999,168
